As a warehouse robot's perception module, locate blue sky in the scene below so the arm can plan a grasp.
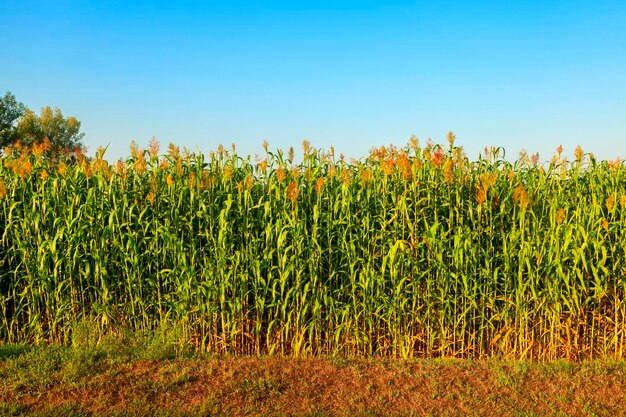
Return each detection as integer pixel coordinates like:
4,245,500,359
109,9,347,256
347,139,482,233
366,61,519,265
1,0,625,162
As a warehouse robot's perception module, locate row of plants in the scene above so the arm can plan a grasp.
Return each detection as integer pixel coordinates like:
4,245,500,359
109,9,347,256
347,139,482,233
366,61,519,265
0,134,624,360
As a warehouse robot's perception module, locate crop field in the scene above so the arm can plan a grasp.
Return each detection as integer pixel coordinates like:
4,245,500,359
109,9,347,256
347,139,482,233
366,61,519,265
0,134,625,361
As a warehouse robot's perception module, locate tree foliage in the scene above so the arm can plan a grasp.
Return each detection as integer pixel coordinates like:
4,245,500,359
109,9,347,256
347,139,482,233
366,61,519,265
0,91,85,153
16,106,85,152
0,92,26,149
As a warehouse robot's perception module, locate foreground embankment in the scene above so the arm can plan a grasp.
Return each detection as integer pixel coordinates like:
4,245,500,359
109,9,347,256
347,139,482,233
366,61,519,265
1,339,625,417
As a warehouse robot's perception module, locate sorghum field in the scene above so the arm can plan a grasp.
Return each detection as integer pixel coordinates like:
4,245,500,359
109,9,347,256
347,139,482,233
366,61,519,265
1,133,625,361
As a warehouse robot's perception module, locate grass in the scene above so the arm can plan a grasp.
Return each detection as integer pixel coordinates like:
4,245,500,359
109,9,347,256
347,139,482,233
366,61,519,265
0,335,625,416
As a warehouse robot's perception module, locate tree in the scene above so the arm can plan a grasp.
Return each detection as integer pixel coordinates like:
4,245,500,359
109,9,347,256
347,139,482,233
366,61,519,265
0,91,86,154
0,91,26,150
15,106,85,153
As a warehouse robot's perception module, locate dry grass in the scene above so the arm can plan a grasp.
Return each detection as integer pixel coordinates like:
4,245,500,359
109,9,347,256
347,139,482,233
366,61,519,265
1,350,625,416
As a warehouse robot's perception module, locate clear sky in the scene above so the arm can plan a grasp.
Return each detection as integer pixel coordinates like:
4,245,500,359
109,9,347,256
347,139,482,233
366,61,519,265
2,0,625,163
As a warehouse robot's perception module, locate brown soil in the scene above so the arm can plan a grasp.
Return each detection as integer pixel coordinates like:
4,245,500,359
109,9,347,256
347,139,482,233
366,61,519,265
2,356,626,416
